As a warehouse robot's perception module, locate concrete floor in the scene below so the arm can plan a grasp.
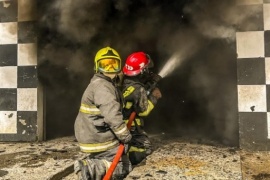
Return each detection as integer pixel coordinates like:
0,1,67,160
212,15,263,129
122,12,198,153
0,135,270,180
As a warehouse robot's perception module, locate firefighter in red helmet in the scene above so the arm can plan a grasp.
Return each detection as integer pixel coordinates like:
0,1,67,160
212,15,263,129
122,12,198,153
122,52,162,165
74,47,132,180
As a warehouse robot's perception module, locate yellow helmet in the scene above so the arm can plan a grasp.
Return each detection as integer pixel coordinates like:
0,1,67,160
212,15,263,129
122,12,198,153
94,47,121,73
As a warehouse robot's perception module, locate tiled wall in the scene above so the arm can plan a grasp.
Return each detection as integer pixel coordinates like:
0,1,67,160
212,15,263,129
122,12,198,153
236,0,270,150
0,0,43,141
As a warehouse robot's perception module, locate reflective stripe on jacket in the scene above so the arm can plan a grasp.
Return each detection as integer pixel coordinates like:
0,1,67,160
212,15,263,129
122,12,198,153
79,104,101,114
79,139,119,153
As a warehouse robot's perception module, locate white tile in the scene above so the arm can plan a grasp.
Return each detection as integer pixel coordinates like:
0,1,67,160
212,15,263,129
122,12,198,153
266,58,270,84
236,31,264,58
0,22,17,44
18,43,37,66
17,88,37,111
18,0,37,21
238,85,266,112
236,0,263,5
0,67,17,88
268,113,270,139
264,4,270,30
0,1,11,8
0,111,17,134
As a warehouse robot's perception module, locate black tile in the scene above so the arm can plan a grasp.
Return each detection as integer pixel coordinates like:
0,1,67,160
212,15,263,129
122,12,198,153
0,0,17,22
239,112,270,150
0,111,38,141
18,21,37,43
17,111,37,138
236,5,264,32
237,58,265,85
17,66,37,88
0,134,19,141
265,31,270,57
0,133,37,141
0,89,17,111
0,44,17,66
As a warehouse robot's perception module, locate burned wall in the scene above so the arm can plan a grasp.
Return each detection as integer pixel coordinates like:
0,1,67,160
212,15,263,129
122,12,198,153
37,0,244,145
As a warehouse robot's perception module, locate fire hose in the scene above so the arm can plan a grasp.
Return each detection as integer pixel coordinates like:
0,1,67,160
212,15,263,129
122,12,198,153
103,111,136,180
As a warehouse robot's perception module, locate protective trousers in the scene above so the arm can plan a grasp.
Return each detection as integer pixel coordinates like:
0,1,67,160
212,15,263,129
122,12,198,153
128,128,152,165
74,147,132,180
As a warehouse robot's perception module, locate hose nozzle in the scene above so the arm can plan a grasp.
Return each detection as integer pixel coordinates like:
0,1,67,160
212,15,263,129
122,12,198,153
146,73,162,95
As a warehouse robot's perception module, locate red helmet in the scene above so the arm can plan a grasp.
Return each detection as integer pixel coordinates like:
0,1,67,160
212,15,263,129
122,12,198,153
123,52,151,76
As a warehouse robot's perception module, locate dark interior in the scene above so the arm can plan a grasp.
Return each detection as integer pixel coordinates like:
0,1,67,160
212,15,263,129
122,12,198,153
37,0,239,146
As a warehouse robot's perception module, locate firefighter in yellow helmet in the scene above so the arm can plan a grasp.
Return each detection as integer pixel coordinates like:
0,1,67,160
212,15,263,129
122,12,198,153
74,47,132,180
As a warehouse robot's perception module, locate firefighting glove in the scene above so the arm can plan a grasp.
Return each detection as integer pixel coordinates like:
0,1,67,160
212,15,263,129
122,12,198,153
151,87,162,99
111,123,132,144
122,132,132,144
150,72,162,84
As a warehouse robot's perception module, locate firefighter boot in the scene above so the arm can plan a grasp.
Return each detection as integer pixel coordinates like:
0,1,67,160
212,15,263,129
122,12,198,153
74,160,91,180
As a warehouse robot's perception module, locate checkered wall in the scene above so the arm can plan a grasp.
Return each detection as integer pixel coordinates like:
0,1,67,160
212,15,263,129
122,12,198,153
236,0,270,150
1,1,269,146
0,0,43,141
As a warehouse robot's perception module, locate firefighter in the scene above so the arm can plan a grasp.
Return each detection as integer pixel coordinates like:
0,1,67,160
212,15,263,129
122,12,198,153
122,52,162,165
74,47,132,180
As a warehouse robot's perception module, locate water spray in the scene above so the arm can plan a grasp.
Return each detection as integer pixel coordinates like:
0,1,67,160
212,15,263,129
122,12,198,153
145,52,187,95
158,53,183,78
158,37,198,78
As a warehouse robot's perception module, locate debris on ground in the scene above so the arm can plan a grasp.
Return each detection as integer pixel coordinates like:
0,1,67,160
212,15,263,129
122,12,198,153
0,135,269,180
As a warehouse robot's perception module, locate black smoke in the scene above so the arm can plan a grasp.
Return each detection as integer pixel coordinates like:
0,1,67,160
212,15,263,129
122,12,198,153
37,0,258,145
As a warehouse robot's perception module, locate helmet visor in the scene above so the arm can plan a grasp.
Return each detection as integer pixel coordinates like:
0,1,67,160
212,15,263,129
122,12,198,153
98,59,120,73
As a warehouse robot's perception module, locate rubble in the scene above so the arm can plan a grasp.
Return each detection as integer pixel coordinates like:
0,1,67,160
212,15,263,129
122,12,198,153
0,135,269,180
124,135,242,180
0,137,84,180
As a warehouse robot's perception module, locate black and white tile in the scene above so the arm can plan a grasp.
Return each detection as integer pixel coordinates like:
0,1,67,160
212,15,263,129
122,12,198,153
236,0,270,150
0,0,40,141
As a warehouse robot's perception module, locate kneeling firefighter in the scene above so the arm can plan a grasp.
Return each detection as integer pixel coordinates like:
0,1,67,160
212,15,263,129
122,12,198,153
74,47,132,180
122,52,162,165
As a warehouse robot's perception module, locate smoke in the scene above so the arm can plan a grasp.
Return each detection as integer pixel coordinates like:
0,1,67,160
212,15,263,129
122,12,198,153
38,0,258,144
183,0,262,42
41,0,110,43
157,0,261,79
